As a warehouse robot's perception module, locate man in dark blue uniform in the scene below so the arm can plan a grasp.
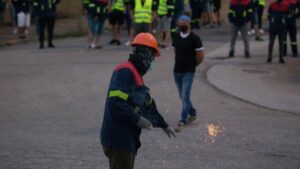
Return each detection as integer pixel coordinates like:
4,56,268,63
170,0,184,39
100,33,175,169
267,0,289,63
283,0,299,57
228,0,253,58
33,0,60,49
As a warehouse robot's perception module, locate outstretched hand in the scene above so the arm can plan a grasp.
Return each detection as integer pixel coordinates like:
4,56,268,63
137,116,153,129
163,127,176,138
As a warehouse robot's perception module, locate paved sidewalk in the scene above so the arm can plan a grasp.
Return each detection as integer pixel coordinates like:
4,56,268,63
206,33,300,114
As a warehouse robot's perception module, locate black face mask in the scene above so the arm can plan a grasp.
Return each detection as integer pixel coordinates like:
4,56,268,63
129,45,155,76
179,25,188,33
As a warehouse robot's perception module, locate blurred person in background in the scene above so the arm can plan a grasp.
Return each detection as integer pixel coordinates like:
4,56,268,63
283,0,299,57
14,0,31,39
88,0,108,49
190,0,203,29
213,0,221,25
202,0,210,26
8,0,18,34
248,0,264,41
33,0,60,49
82,0,93,48
0,0,5,25
125,0,158,46
206,0,216,27
108,0,130,46
124,6,132,36
256,0,266,34
183,0,191,15
267,0,289,63
170,0,184,39
156,0,174,48
228,0,253,58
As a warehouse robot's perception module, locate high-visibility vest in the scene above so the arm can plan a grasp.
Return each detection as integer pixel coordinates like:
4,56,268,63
258,0,266,6
112,0,125,12
158,0,167,15
83,0,90,5
134,0,152,23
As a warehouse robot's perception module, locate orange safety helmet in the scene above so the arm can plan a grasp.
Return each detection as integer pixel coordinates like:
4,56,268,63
131,33,160,57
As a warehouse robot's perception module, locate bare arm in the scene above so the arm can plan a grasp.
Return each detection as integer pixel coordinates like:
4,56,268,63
196,50,204,66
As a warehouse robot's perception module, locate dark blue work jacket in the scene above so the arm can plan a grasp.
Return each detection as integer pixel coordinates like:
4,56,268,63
100,61,168,153
228,0,253,27
89,0,107,18
13,0,30,13
33,0,60,17
268,1,289,33
284,0,300,25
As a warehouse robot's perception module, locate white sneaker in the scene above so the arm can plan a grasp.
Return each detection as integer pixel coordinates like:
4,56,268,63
247,31,252,35
251,29,255,34
125,40,131,46
13,28,18,35
91,43,96,49
259,29,264,34
238,32,241,36
25,29,29,35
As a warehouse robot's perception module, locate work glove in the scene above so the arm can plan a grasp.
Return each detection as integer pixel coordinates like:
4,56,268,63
163,127,176,138
137,116,153,129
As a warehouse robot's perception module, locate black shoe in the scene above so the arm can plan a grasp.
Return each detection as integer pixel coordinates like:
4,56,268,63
48,44,55,48
19,35,26,39
279,58,285,64
39,45,44,49
292,53,298,57
109,39,116,45
245,51,250,58
94,45,102,49
159,44,167,48
228,51,234,58
266,57,272,63
255,37,264,41
283,53,287,57
115,40,121,46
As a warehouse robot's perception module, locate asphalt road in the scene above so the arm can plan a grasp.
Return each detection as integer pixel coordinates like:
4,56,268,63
0,26,299,169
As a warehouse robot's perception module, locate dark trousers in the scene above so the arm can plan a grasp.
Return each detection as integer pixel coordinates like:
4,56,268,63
257,5,264,29
191,6,202,29
103,147,136,169
268,31,285,59
283,24,298,56
39,16,55,46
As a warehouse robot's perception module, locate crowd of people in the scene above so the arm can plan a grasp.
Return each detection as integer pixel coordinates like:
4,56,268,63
228,0,299,63
0,0,60,48
0,0,299,58
79,0,223,49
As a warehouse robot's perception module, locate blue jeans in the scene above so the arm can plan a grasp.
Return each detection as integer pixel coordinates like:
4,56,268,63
174,72,196,123
89,15,105,35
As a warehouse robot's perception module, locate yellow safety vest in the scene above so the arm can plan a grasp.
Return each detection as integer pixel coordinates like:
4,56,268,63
112,0,125,12
258,0,266,6
134,0,152,23
158,0,167,16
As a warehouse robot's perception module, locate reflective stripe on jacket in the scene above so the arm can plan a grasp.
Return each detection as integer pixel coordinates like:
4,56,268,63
112,0,125,11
